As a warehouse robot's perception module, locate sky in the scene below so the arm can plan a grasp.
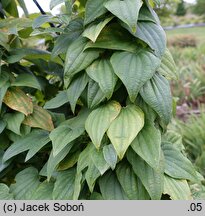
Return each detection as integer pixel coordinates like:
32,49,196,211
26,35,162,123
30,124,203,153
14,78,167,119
18,0,61,16
20,0,196,16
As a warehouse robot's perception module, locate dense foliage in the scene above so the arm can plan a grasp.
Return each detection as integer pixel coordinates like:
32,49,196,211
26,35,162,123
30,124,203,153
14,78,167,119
175,0,186,16
0,0,203,200
193,0,205,15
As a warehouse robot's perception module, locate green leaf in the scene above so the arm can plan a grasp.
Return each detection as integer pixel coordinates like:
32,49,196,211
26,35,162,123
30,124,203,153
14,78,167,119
0,17,32,29
116,162,150,200
0,150,11,173
74,144,95,198
104,0,143,32
127,149,164,200
90,192,104,200
140,73,172,125
132,21,166,57
33,15,53,29
84,0,108,25
7,48,52,64
58,151,80,171
0,83,10,111
131,122,161,169
163,175,192,200
53,169,76,199
111,50,161,102
4,112,25,135
138,5,158,23
67,73,89,113
50,125,84,157
64,37,100,88
0,184,14,200
85,101,121,149
3,87,33,116
52,18,83,57
10,167,40,200
85,161,101,192
50,0,66,9
0,120,6,134
162,142,197,181
47,143,74,180
86,59,118,99
85,24,138,53
23,105,54,131
11,73,41,90
0,31,9,50
158,48,178,80
91,148,109,175
17,0,29,17
162,130,184,151
83,16,113,42
31,181,54,200
103,144,118,170
87,79,106,108
44,91,69,109
77,143,94,173
50,110,89,156
107,105,144,159
99,171,128,200
73,172,83,200
3,129,50,162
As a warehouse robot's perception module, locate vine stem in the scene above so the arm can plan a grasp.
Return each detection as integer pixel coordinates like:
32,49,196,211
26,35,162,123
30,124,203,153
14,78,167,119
32,0,55,27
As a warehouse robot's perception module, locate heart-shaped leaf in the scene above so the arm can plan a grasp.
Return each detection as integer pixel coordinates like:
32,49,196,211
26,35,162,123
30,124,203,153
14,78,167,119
104,0,143,32
107,105,144,159
86,59,118,99
140,73,172,125
111,50,161,102
85,101,121,149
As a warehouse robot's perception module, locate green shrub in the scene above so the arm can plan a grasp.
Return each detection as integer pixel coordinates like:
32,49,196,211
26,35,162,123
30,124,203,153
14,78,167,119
168,35,197,48
0,0,200,200
176,0,187,16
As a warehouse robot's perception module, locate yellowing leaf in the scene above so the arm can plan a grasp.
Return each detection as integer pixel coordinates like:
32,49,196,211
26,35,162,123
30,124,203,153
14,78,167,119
83,16,114,42
3,88,33,116
23,105,54,131
163,175,192,200
85,101,121,149
107,105,144,159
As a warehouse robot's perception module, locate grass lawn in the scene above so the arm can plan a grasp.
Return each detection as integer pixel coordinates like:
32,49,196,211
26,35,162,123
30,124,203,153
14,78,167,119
166,26,205,44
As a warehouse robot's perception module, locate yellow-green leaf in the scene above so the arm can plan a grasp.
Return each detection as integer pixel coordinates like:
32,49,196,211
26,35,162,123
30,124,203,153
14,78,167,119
107,105,144,159
23,105,54,131
163,175,192,200
83,16,114,42
3,88,33,116
85,101,121,149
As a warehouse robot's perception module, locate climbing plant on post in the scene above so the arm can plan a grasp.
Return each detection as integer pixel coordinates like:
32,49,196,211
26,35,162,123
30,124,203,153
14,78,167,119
0,0,202,200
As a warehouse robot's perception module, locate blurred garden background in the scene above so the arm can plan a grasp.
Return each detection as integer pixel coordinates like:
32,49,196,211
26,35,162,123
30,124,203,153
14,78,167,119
158,0,205,195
